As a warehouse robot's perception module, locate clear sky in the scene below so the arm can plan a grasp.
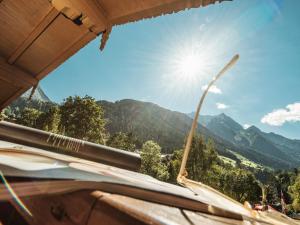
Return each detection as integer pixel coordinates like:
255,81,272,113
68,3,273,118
41,0,300,139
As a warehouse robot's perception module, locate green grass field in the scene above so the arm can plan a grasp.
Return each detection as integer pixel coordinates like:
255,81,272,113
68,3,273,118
220,150,268,170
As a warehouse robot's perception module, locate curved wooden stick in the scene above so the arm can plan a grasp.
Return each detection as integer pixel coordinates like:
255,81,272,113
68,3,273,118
177,54,239,183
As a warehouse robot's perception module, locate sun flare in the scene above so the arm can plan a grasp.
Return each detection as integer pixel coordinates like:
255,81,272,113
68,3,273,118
177,53,200,78
158,37,225,97
171,46,210,84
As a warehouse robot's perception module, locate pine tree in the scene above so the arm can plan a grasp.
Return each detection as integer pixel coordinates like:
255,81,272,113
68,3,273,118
289,175,300,212
140,140,169,181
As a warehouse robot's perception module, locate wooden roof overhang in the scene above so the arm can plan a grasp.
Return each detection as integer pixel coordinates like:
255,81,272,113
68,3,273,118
0,0,228,110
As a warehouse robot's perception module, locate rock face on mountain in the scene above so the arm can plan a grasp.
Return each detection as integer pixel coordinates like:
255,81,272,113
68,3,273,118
21,86,51,102
191,113,300,169
6,86,54,117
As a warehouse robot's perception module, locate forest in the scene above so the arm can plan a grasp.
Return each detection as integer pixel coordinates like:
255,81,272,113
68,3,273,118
1,95,300,215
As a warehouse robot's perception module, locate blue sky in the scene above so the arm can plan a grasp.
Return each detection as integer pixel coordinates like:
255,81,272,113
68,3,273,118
41,0,300,139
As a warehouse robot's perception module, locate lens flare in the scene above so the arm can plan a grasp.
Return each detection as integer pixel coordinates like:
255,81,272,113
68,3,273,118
176,52,200,78
0,170,33,217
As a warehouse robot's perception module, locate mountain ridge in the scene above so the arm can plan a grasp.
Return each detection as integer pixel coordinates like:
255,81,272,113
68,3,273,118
188,112,300,168
8,87,299,169
96,99,298,168
22,86,51,102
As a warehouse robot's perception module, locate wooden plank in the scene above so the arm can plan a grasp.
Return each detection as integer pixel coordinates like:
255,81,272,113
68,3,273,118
89,197,147,225
92,191,191,225
0,81,20,107
81,0,109,33
8,7,60,64
13,190,96,225
52,0,108,34
183,210,248,225
0,57,37,86
0,87,28,110
110,0,221,26
0,0,53,58
36,31,96,80
100,0,175,19
15,14,91,74
0,55,37,109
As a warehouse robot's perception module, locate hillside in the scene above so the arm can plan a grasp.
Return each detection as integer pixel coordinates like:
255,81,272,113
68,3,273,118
6,88,299,169
98,100,298,169
98,99,227,152
190,113,300,169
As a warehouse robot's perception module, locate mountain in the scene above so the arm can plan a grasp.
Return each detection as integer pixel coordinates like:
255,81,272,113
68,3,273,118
189,113,300,169
98,99,230,153
7,85,299,169
21,86,51,102
7,86,54,116
98,100,299,169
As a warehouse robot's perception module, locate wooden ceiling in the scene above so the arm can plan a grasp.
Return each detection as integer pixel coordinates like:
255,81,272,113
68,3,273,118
0,0,227,110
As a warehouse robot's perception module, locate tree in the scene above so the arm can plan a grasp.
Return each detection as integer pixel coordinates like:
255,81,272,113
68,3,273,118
0,110,5,121
167,137,218,183
59,96,108,144
289,175,300,212
140,140,169,181
107,132,136,152
220,168,261,203
2,106,15,121
167,149,183,183
37,106,60,133
0,110,6,121
16,107,42,128
186,136,218,181
265,183,279,205
166,137,261,203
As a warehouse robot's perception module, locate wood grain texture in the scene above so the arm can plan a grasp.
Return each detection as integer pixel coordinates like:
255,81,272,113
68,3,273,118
0,86,27,110
13,190,97,225
36,31,96,80
0,57,37,86
15,14,89,74
0,0,53,58
8,7,60,64
0,81,20,109
89,197,146,225
65,0,108,33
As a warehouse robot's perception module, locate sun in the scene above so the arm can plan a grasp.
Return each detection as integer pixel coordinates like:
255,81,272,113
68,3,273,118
172,48,208,83
177,52,200,78
159,40,220,95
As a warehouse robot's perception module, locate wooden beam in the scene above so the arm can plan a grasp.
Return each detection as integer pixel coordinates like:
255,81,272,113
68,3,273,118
0,56,38,87
36,31,96,80
64,0,108,34
111,0,221,26
91,0,109,25
0,86,28,110
8,7,60,64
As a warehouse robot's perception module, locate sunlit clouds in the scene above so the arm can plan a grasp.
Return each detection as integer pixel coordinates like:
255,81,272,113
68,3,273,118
261,102,300,126
201,85,222,94
216,103,229,109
